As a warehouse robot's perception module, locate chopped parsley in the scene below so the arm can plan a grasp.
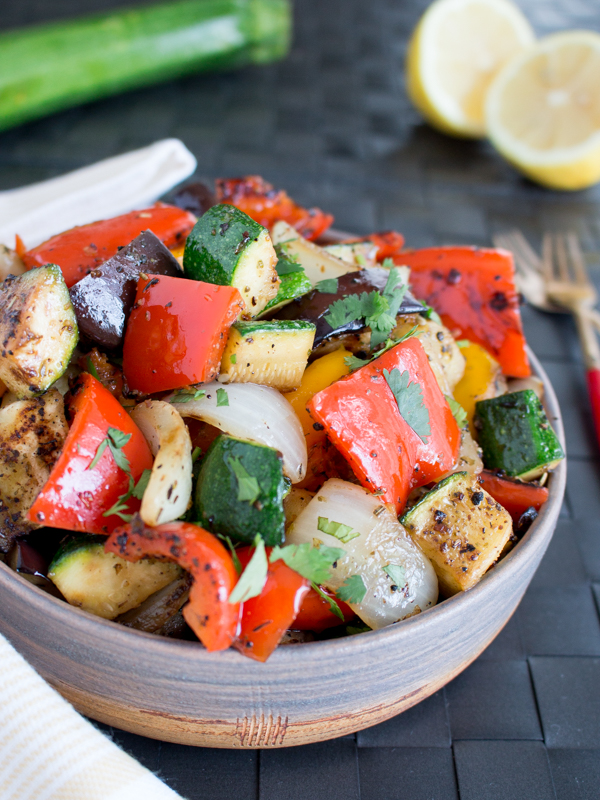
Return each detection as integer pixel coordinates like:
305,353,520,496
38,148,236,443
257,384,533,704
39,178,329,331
315,278,338,294
336,574,367,604
86,356,100,381
230,353,237,364
445,395,468,429
228,535,268,604
383,563,406,588
344,326,419,372
88,427,132,472
317,516,360,543
102,468,152,522
456,339,471,349
275,244,304,276
172,388,206,403
191,446,202,463
228,457,261,504
311,582,344,621
269,543,344,585
323,266,408,349
218,534,242,575
383,367,431,443
216,388,229,407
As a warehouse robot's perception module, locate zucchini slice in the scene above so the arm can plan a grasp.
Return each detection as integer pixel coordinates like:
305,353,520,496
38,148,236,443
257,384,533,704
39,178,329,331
183,204,279,316
48,534,182,619
400,472,513,596
194,435,286,546
0,264,78,397
474,389,564,480
271,221,360,285
324,241,378,267
219,320,316,391
259,245,313,316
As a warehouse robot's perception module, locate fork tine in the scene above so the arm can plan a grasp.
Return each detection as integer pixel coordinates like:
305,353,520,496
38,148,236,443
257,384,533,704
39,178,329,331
541,233,554,283
494,230,541,277
554,234,571,283
567,231,593,290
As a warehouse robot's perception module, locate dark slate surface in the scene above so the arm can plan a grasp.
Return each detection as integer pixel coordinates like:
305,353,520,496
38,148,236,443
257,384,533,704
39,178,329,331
2,0,600,798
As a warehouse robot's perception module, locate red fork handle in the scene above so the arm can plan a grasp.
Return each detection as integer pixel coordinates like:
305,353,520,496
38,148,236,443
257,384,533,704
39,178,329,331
587,368,600,451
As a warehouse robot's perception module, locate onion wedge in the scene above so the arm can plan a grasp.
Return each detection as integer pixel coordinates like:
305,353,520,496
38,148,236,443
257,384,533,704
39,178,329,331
169,382,307,483
286,479,438,629
130,400,192,526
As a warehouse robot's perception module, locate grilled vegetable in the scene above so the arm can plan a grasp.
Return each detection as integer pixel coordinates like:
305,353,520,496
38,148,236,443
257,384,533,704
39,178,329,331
478,470,549,523
402,246,530,378
130,400,193,526
69,230,182,349
400,472,512,595
219,319,316,391
259,252,313,316
393,316,466,396
0,390,68,552
216,175,333,241
276,267,425,350
28,374,153,535
0,265,78,398
22,205,195,288
0,0,291,132
105,520,240,652
114,573,191,633
285,479,439,629
323,241,378,267
123,273,243,393
474,389,564,480
453,341,507,436
48,534,181,619
0,245,26,280
183,204,279,316
194,435,286,546
271,221,358,285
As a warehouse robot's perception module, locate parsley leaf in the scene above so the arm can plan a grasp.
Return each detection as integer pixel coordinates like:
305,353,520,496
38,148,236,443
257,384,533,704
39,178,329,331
275,244,304,276
417,299,442,325
228,457,261,504
228,536,268,604
346,621,372,635
315,278,338,294
132,469,152,500
107,428,132,474
445,395,468,429
456,339,471,349
219,534,242,575
383,563,406,587
311,582,344,621
383,368,431,443
317,516,360,543
336,574,367,604
172,388,206,403
191,446,202,463
355,252,367,267
88,438,108,471
86,356,100,381
269,543,344,585
230,353,237,364
216,388,229,407
324,294,363,329
344,327,419,372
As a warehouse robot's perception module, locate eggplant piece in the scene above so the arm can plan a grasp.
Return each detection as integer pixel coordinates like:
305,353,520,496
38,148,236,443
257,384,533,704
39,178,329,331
171,181,216,218
115,573,191,633
69,229,182,349
274,268,425,349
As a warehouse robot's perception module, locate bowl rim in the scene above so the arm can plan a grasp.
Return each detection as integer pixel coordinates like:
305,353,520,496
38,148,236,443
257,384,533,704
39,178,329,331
0,346,566,668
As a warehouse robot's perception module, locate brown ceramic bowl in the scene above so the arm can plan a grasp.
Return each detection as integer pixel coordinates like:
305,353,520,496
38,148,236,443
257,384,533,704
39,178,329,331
0,350,565,748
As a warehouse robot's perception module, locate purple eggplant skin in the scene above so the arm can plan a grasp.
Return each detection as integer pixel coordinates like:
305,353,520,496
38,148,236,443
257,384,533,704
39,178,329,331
274,267,425,348
69,229,182,350
170,181,216,218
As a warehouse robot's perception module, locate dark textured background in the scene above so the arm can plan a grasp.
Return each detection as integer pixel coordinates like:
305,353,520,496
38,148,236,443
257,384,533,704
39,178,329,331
2,1,600,798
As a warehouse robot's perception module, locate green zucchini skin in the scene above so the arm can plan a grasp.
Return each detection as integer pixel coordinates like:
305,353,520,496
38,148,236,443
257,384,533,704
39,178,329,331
260,270,313,316
194,434,286,545
0,0,291,132
48,534,182,620
474,389,564,479
183,203,279,314
0,264,78,398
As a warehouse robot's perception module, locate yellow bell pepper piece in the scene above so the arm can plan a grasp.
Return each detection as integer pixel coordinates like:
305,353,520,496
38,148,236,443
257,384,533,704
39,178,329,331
284,348,351,449
453,342,505,437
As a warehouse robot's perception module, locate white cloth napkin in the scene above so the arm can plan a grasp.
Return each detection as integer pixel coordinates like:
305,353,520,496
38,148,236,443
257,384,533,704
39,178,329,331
0,631,185,800
0,138,197,249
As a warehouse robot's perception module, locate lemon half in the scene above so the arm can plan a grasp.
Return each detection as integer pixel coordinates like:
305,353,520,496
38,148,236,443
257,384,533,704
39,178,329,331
406,0,535,138
485,30,600,190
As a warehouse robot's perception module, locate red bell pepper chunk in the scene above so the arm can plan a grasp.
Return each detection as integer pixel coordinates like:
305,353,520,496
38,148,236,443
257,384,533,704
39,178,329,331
234,546,310,662
123,274,243,394
397,246,530,378
293,586,354,633
21,204,196,288
215,175,334,241
346,231,405,261
477,470,549,522
308,338,461,513
28,374,153,534
105,520,240,651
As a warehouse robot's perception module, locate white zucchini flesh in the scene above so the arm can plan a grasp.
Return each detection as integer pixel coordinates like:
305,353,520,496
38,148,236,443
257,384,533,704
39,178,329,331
170,381,307,483
130,400,193,526
285,479,439,629
324,241,378,267
271,221,360,286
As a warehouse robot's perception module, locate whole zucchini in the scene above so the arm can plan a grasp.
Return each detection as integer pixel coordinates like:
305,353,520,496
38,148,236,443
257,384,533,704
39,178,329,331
0,0,291,132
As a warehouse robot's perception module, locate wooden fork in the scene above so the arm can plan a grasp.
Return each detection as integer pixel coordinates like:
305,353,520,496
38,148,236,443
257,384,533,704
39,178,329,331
495,229,600,449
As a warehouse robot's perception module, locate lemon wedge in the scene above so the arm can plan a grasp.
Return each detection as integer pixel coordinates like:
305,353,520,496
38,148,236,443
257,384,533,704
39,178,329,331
406,0,534,138
485,31,600,190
